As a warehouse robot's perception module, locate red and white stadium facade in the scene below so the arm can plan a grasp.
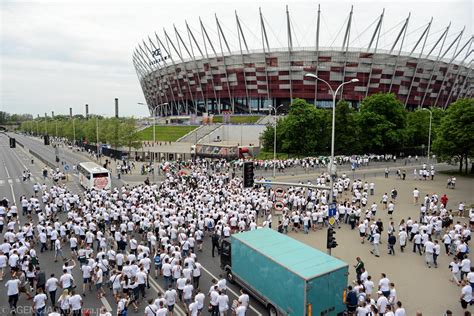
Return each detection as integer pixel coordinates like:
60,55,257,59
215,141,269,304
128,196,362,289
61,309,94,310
133,7,473,116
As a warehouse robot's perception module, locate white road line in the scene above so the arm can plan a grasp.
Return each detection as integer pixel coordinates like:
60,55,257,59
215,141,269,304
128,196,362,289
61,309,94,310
200,265,263,316
15,179,20,183
124,251,186,316
0,180,4,185
9,184,16,204
148,278,186,316
100,296,113,312
4,163,10,178
8,179,13,184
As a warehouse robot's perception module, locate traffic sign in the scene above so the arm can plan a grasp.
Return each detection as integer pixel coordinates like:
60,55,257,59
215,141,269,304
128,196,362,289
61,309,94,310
64,164,70,171
264,179,272,189
275,187,285,198
328,217,336,226
274,201,284,215
328,202,337,217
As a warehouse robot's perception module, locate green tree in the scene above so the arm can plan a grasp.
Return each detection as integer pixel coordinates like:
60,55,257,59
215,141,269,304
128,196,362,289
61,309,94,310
432,98,474,174
358,93,407,153
121,118,141,151
333,100,361,154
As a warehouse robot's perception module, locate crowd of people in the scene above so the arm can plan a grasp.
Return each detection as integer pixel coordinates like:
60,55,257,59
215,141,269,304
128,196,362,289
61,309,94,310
0,155,471,316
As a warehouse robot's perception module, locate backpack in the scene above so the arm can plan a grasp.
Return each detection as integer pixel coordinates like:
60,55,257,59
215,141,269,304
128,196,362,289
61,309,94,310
154,255,161,266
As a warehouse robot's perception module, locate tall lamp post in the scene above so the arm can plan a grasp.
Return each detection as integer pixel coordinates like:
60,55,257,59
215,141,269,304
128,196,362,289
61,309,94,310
269,104,284,177
305,73,359,204
422,108,432,165
96,116,100,160
138,102,160,144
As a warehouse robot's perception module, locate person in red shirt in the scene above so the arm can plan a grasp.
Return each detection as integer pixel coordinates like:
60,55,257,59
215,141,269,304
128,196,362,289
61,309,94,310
441,194,448,207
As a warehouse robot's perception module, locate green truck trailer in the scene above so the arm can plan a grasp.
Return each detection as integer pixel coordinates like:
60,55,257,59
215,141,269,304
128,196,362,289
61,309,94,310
220,228,349,316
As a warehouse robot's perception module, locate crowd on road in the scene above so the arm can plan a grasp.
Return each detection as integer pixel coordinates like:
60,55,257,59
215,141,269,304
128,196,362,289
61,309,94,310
0,156,471,316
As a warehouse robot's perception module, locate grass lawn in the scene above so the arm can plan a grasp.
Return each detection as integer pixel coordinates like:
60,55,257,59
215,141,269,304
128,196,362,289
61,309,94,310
136,125,198,141
212,115,262,124
439,169,474,178
255,151,294,160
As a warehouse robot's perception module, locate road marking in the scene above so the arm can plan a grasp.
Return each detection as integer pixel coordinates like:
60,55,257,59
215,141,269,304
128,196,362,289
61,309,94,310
15,179,20,183
9,184,16,204
0,180,4,185
100,296,113,312
4,163,10,178
200,265,263,316
8,179,13,184
147,278,186,316
124,251,186,316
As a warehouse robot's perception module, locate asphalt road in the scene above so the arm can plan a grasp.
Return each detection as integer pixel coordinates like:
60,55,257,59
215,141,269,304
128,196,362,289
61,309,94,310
0,133,267,316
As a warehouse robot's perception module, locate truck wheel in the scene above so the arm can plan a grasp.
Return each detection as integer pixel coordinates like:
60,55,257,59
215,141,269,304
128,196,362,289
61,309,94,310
268,304,277,316
226,270,235,284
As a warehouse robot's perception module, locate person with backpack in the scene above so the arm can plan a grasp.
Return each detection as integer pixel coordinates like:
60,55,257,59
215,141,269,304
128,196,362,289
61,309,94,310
211,231,220,258
388,234,397,255
345,285,358,315
153,251,162,279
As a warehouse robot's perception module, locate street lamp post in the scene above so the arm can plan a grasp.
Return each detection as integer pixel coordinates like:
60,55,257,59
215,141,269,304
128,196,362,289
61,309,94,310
305,73,359,204
269,104,284,177
422,108,432,165
96,116,100,161
138,102,160,144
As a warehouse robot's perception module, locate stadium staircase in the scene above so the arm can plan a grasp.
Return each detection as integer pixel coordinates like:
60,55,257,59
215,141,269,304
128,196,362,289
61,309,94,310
177,124,220,143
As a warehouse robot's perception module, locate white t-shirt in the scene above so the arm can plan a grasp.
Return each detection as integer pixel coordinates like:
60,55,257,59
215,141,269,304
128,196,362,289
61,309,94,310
68,294,82,310
379,278,390,291
165,289,177,306
217,294,229,312
5,279,20,295
34,293,48,309
462,285,473,302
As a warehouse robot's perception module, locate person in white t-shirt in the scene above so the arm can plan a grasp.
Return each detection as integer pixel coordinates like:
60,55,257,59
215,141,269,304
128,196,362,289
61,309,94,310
33,287,48,315
5,275,21,311
394,301,406,316
144,298,158,316
217,291,229,315
413,188,420,205
460,280,473,310
376,291,389,314
68,290,83,316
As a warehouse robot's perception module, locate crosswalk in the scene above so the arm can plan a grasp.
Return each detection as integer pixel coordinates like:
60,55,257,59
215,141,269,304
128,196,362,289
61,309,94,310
0,176,45,186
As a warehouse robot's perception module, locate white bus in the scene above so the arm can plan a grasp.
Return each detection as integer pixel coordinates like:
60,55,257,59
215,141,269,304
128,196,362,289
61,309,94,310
77,162,111,190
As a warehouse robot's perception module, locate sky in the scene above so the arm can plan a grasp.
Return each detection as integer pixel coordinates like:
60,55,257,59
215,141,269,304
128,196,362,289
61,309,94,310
0,0,472,118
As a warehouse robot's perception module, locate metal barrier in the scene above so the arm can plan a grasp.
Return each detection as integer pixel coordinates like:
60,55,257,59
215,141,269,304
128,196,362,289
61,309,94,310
28,148,56,169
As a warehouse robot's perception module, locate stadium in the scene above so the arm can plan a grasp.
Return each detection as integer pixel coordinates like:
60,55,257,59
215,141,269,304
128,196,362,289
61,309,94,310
133,6,473,116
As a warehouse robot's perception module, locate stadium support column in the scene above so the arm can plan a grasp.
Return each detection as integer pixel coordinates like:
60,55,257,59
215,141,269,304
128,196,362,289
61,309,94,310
235,11,251,113
215,14,234,114
69,107,73,118
199,18,219,113
136,46,166,116
365,9,384,98
133,50,166,115
418,23,451,108
444,47,472,108
388,13,410,93
434,33,469,107
286,5,293,103
314,5,321,106
155,33,185,115
143,39,177,115
85,104,89,119
404,18,432,108
456,66,472,100
259,8,271,107
153,32,183,115
421,27,465,108
185,21,207,114
177,23,206,114
340,6,353,97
